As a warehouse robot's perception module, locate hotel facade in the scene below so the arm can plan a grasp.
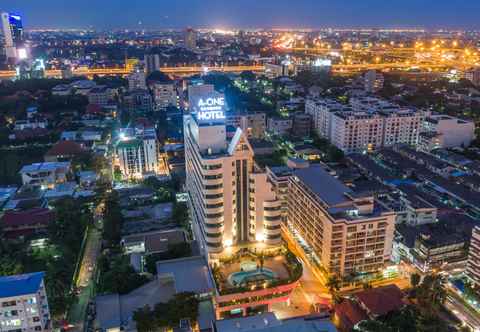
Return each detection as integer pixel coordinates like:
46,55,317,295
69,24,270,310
184,92,282,255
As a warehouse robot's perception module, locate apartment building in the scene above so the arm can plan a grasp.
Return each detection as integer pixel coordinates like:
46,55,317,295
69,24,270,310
87,86,112,107
467,226,480,287
423,114,476,148
151,82,177,109
306,97,424,153
226,112,266,139
287,165,396,276
127,65,146,91
0,272,50,332
184,107,281,255
116,127,159,179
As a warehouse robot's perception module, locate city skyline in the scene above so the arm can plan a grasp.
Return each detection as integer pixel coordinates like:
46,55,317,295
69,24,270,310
3,0,480,30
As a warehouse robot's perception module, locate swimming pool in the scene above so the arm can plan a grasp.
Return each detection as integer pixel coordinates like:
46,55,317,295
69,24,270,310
228,268,276,286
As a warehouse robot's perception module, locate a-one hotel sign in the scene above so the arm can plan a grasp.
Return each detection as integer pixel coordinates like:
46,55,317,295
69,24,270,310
197,97,226,121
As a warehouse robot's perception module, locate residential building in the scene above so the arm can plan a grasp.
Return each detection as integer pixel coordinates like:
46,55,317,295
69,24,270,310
87,86,112,106
363,70,384,93
287,165,396,276
0,208,54,239
123,89,153,113
19,162,71,189
151,82,177,109
467,226,480,287
184,110,282,255
127,65,147,91
306,97,423,153
226,112,266,139
0,272,50,332
44,141,85,162
422,114,476,148
116,127,159,179
264,63,288,79
465,68,480,87
266,166,292,222
334,285,404,331
267,117,293,136
292,112,311,138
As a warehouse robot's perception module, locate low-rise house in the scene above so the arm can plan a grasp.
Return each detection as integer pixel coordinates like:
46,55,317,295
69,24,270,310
0,208,54,239
19,162,71,189
44,141,86,162
334,285,404,331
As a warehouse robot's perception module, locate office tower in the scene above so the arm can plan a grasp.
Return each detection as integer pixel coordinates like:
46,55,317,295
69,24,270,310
184,28,197,50
1,12,25,61
144,54,160,74
184,89,281,255
287,165,396,276
0,272,51,332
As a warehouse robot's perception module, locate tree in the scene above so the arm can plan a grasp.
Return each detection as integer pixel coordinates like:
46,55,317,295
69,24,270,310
102,192,124,247
133,305,156,332
410,273,421,288
326,274,342,303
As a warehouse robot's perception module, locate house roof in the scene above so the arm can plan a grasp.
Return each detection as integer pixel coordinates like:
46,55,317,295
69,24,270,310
45,140,85,157
355,284,404,317
0,272,45,298
1,208,54,228
334,299,368,330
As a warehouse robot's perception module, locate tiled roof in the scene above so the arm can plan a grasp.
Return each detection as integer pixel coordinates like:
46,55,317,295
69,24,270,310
355,284,404,317
45,140,85,157
1,208,54,228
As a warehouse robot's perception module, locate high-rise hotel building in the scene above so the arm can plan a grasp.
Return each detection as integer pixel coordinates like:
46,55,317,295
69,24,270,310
184,90,281,255
288,165,396,276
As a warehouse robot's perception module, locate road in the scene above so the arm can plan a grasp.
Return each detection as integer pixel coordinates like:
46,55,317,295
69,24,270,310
68,205,104,332
445,288,480,331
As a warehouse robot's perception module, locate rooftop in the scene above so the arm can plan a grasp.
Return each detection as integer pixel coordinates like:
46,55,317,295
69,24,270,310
0,272,45,298
19,161,71,174
156,256,215,294
293,165,353,206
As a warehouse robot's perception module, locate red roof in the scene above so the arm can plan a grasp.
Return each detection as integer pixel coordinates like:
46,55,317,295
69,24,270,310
1,208,54,229
45,140,85,157
334,299,368,331
355,284,405,317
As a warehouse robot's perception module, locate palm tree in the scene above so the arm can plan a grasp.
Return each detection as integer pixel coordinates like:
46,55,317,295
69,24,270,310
326,274,342,303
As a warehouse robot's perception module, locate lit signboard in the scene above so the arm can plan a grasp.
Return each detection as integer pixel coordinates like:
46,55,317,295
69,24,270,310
196,96,226,121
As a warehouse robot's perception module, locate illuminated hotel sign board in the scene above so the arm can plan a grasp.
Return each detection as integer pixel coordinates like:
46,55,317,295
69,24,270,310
197,97,226,121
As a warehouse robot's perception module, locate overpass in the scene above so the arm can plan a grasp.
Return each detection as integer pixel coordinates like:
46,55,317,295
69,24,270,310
0,62,468,80
0,65,266,80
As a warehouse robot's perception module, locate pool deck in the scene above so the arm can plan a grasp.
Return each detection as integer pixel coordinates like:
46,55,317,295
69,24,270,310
218,255,290,289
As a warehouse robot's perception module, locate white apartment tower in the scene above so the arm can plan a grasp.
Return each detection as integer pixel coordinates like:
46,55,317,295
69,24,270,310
116,128,159,179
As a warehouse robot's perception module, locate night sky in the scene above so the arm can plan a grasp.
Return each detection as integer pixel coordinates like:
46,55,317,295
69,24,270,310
3,0,480,30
